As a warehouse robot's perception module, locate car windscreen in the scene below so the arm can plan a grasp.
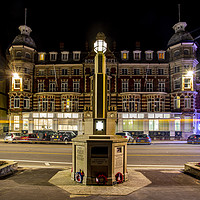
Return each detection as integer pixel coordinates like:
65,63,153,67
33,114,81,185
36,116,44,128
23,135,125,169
116,133,125,136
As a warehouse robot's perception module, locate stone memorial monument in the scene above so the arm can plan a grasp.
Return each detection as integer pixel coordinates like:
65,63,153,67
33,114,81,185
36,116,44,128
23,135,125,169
72,33,127,185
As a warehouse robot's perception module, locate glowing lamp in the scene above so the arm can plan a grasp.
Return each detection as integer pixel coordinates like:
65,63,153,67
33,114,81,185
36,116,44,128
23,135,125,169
13,73,19,78
187,71,193,76
94,32,107,53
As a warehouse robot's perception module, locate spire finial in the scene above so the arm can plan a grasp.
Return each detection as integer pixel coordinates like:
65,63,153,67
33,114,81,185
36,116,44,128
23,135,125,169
25,8,27,25
178,4,181,22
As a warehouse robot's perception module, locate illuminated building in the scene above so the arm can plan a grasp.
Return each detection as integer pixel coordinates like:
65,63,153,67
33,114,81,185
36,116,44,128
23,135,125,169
6,20,199,139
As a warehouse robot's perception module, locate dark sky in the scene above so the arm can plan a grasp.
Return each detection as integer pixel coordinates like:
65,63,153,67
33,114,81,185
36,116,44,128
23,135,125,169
1,0,200,53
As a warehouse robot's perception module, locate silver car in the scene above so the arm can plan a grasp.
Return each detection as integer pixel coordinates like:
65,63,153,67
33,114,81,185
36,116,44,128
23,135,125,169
115,132,134,142
4,132,21,142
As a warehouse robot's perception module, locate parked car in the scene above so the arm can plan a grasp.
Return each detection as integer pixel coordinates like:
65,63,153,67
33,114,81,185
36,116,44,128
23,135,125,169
20,133,38,141
115,132,134,142
4,132,21,142
135,134,151,144
187,134,200,144
51,131,77,142
33,130,56,141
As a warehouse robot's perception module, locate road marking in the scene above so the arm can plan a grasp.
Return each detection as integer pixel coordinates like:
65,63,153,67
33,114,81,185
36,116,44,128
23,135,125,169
127,164,183,169
0,159,184,169
160,171,181,173
128,154,200,157
0,151,71,155
1,150,200,157
0,159,72,165
45,162,50,166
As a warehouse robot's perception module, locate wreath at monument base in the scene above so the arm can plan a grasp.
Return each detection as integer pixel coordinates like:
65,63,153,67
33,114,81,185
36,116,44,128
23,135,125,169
75,171,84,183
95,174,108,185
115,172,123,184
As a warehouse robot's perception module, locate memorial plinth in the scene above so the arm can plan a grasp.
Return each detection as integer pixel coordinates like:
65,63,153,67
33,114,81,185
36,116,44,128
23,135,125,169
72,135,127,185
71,33,127,185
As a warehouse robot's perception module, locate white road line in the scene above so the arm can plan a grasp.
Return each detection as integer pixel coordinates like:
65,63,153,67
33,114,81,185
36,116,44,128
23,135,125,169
0,159,72,165
0,159,184,169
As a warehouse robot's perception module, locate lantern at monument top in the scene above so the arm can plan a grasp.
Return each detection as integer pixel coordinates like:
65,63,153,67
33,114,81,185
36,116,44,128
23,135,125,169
94,32,107,53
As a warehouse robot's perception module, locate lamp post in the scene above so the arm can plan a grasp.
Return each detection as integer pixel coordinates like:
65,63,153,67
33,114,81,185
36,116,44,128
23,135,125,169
93,33,108,135
72,33,127,185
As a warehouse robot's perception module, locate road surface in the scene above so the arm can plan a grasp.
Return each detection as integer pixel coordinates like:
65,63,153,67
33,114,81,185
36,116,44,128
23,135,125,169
0,143,200,168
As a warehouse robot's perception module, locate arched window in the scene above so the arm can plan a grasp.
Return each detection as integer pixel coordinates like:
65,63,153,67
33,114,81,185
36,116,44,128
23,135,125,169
174,50,180,57
24,97,30,109
25,52,31,59
184,96,191,108
16,51,22,57
14,96,20,108
174,96,180,109
184,49,189,55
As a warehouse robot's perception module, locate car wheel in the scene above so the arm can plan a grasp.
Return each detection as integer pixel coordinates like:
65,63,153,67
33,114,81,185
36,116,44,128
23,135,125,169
64,139,69,144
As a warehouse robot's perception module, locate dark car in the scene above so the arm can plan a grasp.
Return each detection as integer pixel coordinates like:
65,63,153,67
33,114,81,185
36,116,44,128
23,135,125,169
51,131,77,142
33,130,56,141
187,134,200,144
135,134,151,144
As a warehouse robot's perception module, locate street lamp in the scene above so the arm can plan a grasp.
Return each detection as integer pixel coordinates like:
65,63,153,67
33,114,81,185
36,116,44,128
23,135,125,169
186,70,193,77
94,32,107,53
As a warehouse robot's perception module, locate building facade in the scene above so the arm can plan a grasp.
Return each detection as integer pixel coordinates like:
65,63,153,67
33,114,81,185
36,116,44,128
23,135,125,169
6,21,200,139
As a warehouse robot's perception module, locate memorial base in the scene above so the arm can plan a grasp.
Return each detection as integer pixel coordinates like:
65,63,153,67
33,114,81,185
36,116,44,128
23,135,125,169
71,135,127,185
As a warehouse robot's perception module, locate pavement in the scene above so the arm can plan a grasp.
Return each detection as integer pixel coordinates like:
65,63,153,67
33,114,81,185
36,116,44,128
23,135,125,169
0,166,200,200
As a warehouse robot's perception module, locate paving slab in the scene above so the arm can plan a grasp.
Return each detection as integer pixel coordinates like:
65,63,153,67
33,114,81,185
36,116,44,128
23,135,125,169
49,168,152,196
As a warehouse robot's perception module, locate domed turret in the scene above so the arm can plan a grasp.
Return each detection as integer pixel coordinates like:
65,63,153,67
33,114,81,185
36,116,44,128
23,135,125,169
12,25,36,49
167,22,194,47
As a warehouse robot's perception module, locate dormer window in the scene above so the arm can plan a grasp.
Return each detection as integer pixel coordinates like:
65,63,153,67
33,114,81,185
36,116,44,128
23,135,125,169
157,51,165,60
50,52,58,61
38,52,46,61
61,51,69,61
121,50,129,60
133,50,141,60
16,51,22,57
73,51,81,61
145,51,153,60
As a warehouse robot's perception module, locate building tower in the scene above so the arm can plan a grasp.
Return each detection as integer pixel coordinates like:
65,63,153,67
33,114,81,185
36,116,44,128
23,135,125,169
167,21,198,138
7,24,36,132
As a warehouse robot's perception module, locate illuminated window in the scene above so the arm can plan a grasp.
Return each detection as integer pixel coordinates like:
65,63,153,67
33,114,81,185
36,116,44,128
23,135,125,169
175,120,181,131
174,96,180,109
121,50,129,60
38,53,45,61
14,116,20,131
184,78,191,89
157,51,165,60
66,98,72,112
123,53,127,59
14,79,21,89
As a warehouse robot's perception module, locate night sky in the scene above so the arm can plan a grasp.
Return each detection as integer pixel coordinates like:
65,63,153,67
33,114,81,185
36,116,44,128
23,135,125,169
1,0,200,54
